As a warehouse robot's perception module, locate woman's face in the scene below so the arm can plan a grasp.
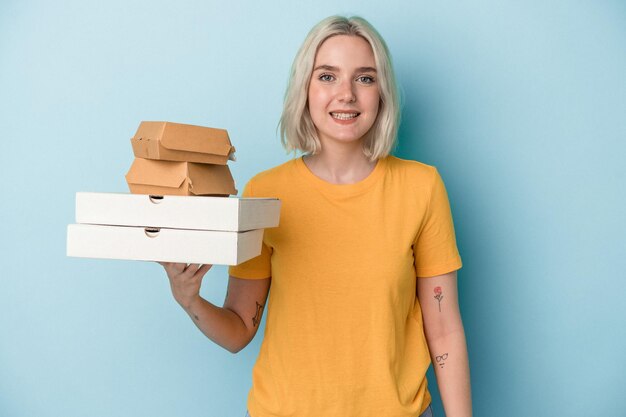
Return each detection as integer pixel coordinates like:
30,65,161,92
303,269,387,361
307,35,380,150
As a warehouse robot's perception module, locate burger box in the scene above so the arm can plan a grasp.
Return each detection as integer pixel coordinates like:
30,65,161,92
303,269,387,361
130,121,236,165
125,158,237,196
74,192,281,231
66,193,281,266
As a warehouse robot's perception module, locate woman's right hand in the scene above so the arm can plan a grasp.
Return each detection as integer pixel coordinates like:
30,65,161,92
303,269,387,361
158,262,213,309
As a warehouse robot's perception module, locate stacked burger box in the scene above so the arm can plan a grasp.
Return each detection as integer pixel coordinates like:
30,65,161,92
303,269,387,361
66,121,280,266
126,121,238,196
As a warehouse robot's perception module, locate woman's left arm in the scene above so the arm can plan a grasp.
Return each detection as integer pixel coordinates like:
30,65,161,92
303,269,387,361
417,269,472,417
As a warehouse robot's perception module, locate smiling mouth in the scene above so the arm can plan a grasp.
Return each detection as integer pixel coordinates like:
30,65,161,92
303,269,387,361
330,112,360,120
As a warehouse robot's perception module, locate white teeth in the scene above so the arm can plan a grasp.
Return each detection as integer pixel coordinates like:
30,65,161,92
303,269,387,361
331,112,359,120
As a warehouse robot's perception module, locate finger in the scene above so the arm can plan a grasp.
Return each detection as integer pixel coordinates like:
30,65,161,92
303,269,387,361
171,263,187,274
182,263,202,278
161,262,186,278
194,264,213,278
158,262,172,275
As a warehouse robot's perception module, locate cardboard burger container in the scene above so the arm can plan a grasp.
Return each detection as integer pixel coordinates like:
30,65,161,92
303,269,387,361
131,121,236,165
67,193,281,266
125,158,237,196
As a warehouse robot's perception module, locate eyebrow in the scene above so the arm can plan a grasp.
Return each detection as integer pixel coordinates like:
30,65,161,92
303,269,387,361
313,64,377,73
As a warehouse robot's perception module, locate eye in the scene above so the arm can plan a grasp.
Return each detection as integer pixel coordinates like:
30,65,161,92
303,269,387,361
318,73,335,82
356,75,375,84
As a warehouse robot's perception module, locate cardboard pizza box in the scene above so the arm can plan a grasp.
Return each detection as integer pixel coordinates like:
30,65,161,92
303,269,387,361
67,224,264,266
75,192,281,232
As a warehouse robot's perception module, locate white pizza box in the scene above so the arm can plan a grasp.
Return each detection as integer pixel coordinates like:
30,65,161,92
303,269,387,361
75,192,280,231
67,224,264,266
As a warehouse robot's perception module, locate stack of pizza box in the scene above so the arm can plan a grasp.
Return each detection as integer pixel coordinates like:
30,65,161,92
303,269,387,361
66,121,280,266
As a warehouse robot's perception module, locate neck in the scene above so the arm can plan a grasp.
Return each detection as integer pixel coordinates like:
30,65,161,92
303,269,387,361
303,143,378,185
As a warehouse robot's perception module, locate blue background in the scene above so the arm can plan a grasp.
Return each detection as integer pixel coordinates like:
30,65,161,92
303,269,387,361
1,1,624,416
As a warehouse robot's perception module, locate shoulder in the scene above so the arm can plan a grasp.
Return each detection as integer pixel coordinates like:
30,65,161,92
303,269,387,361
245,158,299,196
385,155,439,183
249,158,297,185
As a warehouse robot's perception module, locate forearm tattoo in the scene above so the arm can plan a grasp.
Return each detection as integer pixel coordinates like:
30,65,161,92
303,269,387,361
435,353,448,369
433,286,444,312
252,301,264,327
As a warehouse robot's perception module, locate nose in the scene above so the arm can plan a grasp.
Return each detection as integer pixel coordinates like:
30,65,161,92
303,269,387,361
337,79,356,103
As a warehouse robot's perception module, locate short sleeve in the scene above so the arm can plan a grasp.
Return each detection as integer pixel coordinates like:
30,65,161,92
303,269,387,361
413,168,463,277
228,179,273,279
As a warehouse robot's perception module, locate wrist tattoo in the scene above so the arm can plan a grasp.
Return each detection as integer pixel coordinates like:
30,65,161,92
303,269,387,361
435,353,448,369
433,286,444,312
252,301,264,327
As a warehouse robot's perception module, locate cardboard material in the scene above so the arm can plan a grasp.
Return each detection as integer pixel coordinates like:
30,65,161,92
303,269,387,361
75,192,281,231
67,224,264,265
131,121,236,164
125,158,237,196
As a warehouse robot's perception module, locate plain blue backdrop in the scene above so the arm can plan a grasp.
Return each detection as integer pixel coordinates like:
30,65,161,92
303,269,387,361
1,1,624,416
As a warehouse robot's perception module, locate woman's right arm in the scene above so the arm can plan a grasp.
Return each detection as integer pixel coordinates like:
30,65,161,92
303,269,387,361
160,262,271,354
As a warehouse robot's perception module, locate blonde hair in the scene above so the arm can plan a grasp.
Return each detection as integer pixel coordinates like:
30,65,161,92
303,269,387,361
279,15,401,161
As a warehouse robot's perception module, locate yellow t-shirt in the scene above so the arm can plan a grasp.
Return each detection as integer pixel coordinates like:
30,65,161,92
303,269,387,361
229,155,462,417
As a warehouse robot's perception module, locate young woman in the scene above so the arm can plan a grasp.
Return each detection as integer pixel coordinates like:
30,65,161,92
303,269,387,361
160,15,472,417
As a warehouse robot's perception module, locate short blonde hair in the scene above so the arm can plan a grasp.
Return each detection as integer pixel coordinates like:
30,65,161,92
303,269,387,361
279,15,400,161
